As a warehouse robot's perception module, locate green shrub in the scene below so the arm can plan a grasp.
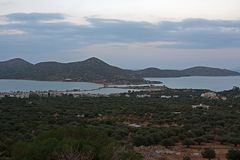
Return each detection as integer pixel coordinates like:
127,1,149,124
11,126,142,160
201,148,216,160
226,149,240,160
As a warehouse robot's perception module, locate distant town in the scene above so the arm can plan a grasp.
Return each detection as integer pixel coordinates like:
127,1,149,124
0,85,166,98
0,84,229,101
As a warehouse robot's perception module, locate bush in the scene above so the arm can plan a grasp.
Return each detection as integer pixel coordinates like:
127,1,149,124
183,139,195,148
216,136,228,145
201,148,216,160
121,151,143,160
161,138,175,148
11,126,142,160
229,138,240,147
183,156,191,160
226,149,240,160
194,137,206,145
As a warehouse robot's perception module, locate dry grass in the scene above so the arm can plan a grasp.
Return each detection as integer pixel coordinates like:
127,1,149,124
135,143,240,160
52,147,94,160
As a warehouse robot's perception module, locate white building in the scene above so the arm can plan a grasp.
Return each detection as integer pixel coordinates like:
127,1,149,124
128,123,141,128
161,95,171,99
201,92,218,99
137,94,151,98
192,104,210,109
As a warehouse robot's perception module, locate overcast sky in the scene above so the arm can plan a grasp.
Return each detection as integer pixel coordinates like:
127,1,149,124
0,0,240,70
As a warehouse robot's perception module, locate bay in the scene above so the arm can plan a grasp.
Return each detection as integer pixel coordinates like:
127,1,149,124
145,76,240,91
0,79,134,94
0,79,101,92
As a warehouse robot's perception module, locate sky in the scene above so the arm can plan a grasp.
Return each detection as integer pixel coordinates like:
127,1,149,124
0,0,240,70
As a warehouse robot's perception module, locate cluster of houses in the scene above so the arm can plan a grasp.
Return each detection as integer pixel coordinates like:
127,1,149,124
0,92,30,99
126,94,179,99
136,94,151,98
0,90,129,99
201,91,227,100
0,90,113,99
161,95,179,99
0,91,64,99
192,104,210,109
190,91,229,110
70,93,111,98
0,90,229,102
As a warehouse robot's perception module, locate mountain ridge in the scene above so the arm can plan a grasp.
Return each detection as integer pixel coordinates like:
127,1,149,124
0,57,239,84
135,66,240,78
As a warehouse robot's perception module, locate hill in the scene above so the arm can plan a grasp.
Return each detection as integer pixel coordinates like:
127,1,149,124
32,57,145,84
181,66,240,76
0,57,239,84
0,58,34,79
134,66,240,77
134,68,182,77
0,57,145,84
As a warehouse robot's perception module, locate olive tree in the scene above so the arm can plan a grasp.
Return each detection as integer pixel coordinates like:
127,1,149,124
201,148,216,160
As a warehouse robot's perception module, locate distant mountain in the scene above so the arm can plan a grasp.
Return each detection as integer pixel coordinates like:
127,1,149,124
0,57,239,84
0,58,33,79
134,68,182,77
0,57,145,84
181,66,240,76
134,66,240,77
31,57,144,84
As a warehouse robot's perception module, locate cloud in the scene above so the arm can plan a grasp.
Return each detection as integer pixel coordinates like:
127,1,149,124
0,0,13,5
5,13,65,22
0,12,240,60
0,29,26,35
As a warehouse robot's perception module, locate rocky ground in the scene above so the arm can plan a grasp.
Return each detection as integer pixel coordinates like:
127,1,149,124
135,143,240,160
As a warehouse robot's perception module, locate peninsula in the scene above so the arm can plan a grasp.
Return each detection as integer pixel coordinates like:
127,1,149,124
0,57,239,84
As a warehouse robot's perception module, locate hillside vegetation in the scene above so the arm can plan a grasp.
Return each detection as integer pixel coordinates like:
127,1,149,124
0,57,239,84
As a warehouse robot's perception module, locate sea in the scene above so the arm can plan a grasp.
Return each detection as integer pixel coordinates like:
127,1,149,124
145,76,240,92
0,76,240,93
0,79,134,94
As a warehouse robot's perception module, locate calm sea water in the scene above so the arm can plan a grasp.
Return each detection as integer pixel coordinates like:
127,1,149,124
1,77,239,93
0,79,138,94
145,76,240,91
0,79,102,92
